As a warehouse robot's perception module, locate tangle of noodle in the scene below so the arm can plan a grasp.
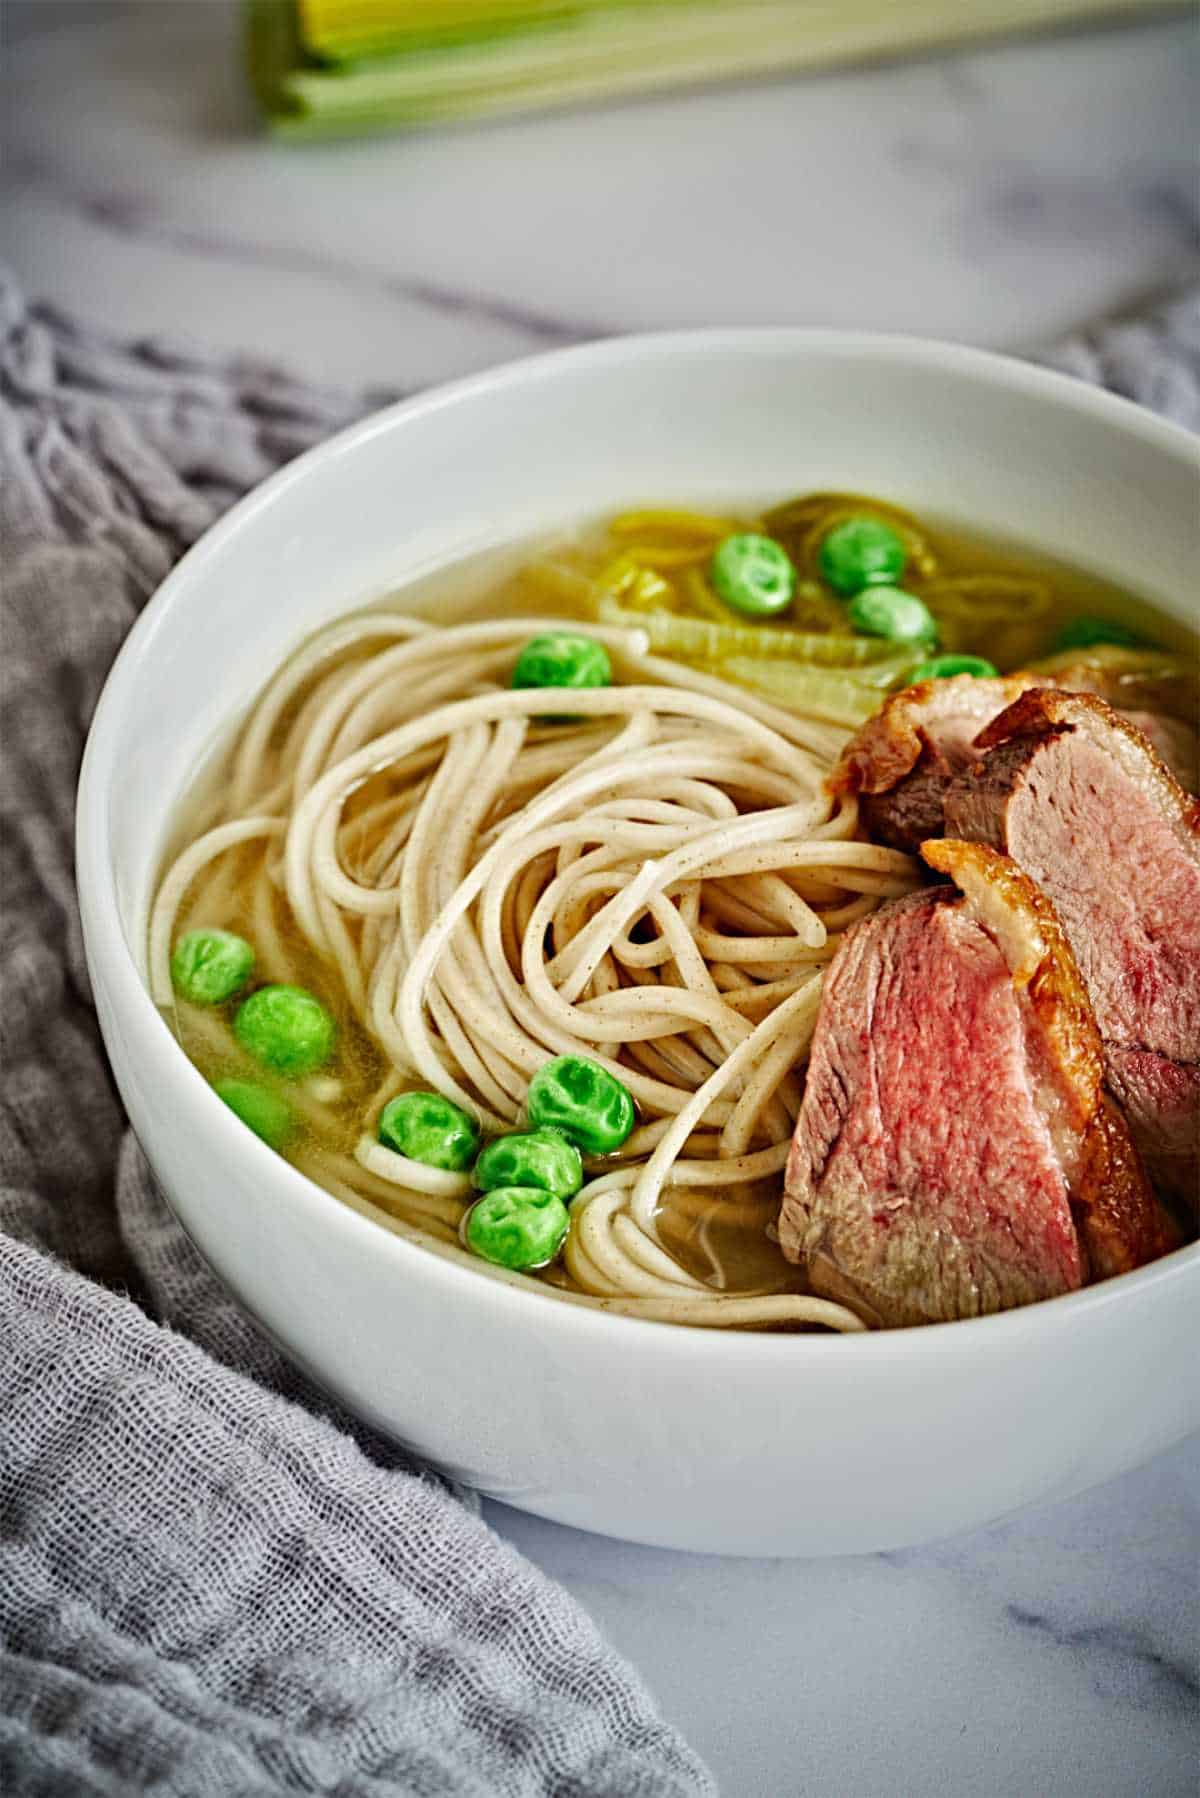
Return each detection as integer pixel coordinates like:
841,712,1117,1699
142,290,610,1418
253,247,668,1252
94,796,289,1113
150,611,923,1333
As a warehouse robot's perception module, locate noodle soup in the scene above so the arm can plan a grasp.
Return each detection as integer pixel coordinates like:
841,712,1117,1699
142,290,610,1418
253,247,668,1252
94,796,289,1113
150,495,1196,1331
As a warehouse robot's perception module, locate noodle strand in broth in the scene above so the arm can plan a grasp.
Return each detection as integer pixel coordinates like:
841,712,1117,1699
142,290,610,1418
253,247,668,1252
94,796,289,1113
151,491,1198,1331
151,612,917,1329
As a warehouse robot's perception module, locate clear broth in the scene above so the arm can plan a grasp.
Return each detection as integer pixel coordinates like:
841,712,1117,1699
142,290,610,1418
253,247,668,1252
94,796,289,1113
161,500,1198,1304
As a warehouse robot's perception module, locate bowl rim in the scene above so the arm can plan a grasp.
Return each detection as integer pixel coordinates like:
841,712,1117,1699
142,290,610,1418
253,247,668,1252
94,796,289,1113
76,325,1200,1366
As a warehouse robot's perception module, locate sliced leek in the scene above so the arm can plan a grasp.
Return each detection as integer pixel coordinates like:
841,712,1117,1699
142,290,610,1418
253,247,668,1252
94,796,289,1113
596,595,904,668
250,1,1165,140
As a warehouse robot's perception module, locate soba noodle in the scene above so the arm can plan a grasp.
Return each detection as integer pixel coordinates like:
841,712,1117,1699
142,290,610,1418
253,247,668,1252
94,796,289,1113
151,609,924,1331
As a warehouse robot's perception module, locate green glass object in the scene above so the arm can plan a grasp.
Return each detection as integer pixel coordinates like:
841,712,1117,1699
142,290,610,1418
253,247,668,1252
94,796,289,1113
1052,615,1145,653
846,585,937,644
512,633,612,694
473,1128,583,1202
214,1078,293,1150
378,1090,479,1171
170,928,255,1006
464,1187,570,1271
905,654,999,685
233,984,335,1077
709,533,796,617
818,516,907,595
526,1055,635,1155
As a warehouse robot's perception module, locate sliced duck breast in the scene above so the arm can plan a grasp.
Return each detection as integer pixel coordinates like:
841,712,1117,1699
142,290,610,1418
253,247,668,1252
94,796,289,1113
946,689,1200,1209
833,656,1198,857
832,674,1040,850
779,839,1177,1327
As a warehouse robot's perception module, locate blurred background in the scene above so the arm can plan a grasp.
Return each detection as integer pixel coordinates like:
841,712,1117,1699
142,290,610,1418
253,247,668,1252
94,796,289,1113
4,0,1198,391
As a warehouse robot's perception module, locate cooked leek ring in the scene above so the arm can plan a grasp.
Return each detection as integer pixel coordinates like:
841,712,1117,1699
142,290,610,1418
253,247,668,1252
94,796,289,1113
598,557,676,611
607,510,740,571
679,565,738,624
923,575,1052,621
609,509,744,545
619,543,717,569
764,491,938,582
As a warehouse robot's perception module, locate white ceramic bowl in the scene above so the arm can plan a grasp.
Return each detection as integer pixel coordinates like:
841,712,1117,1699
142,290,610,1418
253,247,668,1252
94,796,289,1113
77,332,1200,1556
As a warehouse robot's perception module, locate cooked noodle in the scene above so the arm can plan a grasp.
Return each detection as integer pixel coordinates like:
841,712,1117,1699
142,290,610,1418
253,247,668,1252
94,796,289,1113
151,609,924,1332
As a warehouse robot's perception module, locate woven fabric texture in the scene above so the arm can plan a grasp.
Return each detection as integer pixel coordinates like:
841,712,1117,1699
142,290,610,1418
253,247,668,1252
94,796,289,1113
0,273,715,1798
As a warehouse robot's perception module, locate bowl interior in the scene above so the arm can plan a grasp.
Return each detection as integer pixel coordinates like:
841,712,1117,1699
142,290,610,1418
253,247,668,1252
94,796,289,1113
94,332,1199,968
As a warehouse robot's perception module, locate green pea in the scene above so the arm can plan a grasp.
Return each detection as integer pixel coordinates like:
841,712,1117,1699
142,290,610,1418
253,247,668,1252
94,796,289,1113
233,984,335,1077
905,654,999,685
378,1090,479,1172
170,928,255,1006
527,1055,635,1155
1052,615,1145,653
709,533,796,618
464,1187,570,1271
473,1128,583,1203
818,516,907,595
846,585,937,644
512,633,612,694
214,1078,293,1150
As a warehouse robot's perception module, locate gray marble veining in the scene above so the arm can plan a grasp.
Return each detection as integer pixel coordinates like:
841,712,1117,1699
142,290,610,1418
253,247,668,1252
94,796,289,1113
5,3,1199,387
490,1434,1199,1796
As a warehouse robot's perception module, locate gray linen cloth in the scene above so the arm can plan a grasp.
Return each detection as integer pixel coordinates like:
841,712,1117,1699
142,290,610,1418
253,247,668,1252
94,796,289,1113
0,274,715,1798
1,270,1197,1796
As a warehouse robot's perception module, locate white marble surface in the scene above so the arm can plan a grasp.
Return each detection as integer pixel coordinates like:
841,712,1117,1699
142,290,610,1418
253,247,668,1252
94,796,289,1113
4,5,1199,1794
488,1436,1200,1797
5,2,1199,388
